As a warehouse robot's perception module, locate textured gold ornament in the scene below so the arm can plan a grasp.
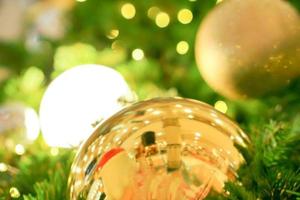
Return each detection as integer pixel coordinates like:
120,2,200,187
68,97,249,200
195,0,300,99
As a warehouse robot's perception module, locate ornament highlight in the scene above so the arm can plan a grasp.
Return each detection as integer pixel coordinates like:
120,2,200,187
39,64,135,148
195,0,300,99
68,97,249,200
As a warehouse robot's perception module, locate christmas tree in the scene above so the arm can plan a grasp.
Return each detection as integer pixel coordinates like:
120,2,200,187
0,0,299,199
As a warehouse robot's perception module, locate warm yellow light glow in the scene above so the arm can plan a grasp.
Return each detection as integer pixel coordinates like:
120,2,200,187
107,29,119,39
15,144,25,155
39,64,134,147
132,49,144,60
121,3,136,19
214,101,228,113
176,41,189,55
24,108,40,141
216,0,223,4
147,6,160,19
50,147,59,156
111,40,122,50
0,162,8,172
177,9,193,24
10,187,20,198
155,12,170,28
76,0,87,2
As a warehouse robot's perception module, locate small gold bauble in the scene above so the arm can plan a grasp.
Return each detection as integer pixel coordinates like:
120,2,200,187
195,0,300,99
68,97,249,200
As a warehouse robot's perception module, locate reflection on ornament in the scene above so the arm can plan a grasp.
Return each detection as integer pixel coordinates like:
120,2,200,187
0,104,40,143
39,64,135,148
68,97,249,200
195,0,300,99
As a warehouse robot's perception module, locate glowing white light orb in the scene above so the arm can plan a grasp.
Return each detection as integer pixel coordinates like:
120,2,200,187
39,64,134,148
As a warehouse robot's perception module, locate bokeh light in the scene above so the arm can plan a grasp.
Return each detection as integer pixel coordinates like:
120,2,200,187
15,144,25,155
111,40,123,51
106,29,119,39
0,163,8,172
132,49,144,60
147,6,160,19
121,3,136,19
50,147,59,156
176,41,189,55
9,187,20,198
177,9,193,24
214,101,228,113
155,12,170,28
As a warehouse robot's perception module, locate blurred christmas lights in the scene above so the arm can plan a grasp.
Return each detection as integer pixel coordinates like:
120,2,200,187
9,187,20,198
177,9,193,24
0,162,8,172
176,41,189,55
132,49,144,60
15,144,25,155
147,6,160,19
111,40,124,51
106,29,119,39
155,12,170,28
50,147,59,156
121,3,136,19
214,101,228,114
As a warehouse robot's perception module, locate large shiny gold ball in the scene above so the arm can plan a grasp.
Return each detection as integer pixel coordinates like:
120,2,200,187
68,97,249,200
195,0,300,99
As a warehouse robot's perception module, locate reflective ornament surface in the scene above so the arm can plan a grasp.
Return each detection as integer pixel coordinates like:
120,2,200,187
195,0,300,99
68,98,249,200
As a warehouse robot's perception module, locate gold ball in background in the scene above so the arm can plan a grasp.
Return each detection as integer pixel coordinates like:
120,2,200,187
195,0,300,99
68,97,249,200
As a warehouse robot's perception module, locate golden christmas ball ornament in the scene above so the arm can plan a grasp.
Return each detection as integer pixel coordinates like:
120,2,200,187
195,0,300,99
68,97,249,200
